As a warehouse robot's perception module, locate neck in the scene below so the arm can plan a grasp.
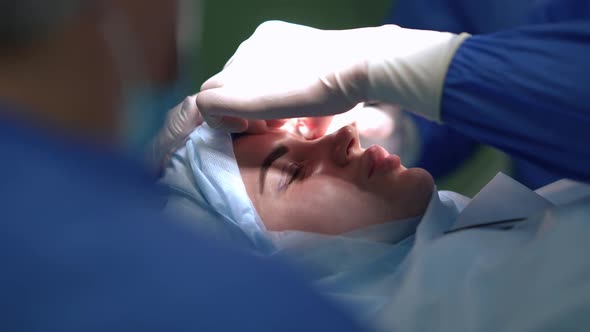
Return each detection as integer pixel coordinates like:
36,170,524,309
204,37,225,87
0,15,120,144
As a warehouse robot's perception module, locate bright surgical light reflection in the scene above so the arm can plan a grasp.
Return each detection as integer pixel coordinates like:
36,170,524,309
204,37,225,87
279,104,397,146
326,103,395,145
280,118,298,134
278,104,420,166
280,118,312,138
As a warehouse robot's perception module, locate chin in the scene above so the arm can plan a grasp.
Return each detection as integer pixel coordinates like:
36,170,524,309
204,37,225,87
393,167,435,217
403,167,434,185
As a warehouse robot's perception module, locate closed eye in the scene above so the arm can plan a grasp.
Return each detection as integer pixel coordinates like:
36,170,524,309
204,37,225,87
288,163,304,185
278,162,305,192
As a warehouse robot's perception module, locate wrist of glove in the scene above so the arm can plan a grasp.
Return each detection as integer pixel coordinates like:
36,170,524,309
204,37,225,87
366,26,471,122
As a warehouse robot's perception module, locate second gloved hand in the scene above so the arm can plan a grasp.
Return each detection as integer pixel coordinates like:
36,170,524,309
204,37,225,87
148,95,203,175
197,21,470,132
147,95,284,176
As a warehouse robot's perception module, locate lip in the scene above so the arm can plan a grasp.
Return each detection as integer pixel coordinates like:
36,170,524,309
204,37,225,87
363,145,401,179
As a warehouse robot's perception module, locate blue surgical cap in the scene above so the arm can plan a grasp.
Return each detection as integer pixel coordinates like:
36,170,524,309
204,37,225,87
159,124,277,253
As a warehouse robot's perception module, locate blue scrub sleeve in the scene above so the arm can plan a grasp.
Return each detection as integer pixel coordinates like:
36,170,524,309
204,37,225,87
385,0,537,182
386,0,533,34
442,21,590,182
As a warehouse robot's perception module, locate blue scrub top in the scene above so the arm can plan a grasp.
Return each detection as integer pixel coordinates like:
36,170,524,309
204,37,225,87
443,3,590,183
387,0,590,186
0,111,363,332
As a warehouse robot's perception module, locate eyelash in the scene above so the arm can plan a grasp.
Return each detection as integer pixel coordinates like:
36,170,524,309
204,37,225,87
278,162,305,191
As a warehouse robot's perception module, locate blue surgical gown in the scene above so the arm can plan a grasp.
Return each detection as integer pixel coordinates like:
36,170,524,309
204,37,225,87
0,111,363,332
387,0,590,186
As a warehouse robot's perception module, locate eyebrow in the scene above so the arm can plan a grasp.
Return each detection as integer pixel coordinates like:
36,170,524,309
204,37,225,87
259,144,289,194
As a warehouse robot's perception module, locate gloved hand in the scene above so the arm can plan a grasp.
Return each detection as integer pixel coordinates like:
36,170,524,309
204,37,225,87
147,95,203,176
147,95,285,176
197,21,470,131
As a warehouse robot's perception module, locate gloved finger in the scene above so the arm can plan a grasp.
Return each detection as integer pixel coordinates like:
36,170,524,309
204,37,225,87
196,82,346,120
266,119,288,129
301,116,334,139
244,120,269,134
149,94,202,176
203,114,248,133
179,94,204,127
201,71,227,91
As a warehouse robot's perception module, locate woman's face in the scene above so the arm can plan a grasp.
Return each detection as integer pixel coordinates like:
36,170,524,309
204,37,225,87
233,125,434,234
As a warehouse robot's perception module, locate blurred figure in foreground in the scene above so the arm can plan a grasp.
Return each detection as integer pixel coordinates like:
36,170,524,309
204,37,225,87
0,1,363,331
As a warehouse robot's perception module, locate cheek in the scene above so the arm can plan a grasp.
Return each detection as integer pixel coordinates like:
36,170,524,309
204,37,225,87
278,180,392,234
256,169,434,234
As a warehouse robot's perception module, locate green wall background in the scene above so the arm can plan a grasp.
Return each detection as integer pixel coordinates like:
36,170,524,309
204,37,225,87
199,0,393,84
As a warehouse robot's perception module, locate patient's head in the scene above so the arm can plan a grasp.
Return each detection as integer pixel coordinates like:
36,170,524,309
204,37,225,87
233,125,434,235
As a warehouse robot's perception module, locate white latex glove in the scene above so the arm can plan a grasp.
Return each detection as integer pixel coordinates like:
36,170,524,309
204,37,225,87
148,95,203,175
197,21,470,131
147,94,281,176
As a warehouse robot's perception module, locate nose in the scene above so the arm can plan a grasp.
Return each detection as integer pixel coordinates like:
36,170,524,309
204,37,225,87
318,125,359,167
